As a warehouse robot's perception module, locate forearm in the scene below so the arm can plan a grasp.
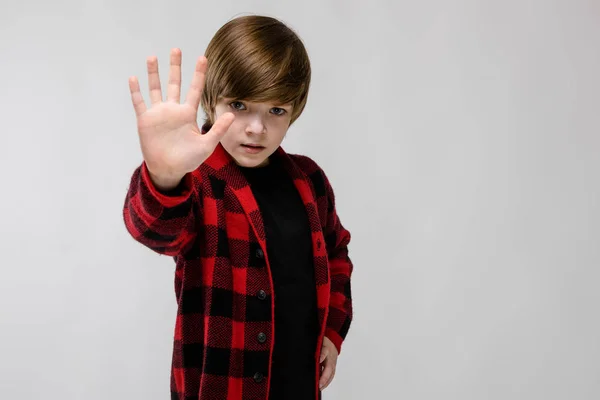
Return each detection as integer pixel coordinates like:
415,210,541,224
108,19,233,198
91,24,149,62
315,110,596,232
325,229,353,354
123,161,199,256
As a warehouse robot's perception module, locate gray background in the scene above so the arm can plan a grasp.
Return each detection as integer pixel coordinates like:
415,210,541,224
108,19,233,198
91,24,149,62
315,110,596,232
1,0,599,399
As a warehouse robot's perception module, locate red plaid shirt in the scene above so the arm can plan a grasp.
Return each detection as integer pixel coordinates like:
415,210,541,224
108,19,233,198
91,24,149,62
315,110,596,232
123,143,353,400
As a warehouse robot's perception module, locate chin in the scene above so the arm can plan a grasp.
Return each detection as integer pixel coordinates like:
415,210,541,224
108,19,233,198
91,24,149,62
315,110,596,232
233,155,270,168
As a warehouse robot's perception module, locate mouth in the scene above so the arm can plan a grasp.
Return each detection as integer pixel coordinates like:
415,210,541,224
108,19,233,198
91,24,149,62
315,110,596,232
241,143,266,154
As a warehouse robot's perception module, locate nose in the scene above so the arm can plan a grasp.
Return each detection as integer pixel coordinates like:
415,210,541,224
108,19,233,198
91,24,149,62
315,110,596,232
245,115,266,135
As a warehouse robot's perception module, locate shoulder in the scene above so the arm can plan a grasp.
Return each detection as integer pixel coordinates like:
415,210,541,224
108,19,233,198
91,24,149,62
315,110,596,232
286,152,331,198
287,153,322,175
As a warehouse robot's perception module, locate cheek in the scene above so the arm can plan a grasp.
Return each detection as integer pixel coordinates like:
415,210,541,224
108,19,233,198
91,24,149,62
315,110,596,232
276,115,292,129
269,121,290,140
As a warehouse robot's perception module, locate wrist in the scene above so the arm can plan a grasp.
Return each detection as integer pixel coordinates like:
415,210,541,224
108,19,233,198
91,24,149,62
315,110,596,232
147,169,185,191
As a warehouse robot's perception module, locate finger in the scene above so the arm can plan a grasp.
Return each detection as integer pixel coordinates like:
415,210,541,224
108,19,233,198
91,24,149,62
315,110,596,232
201,112,235,144
146,56,162,105
319,361,335,390
185,56,207,110
128,76,147,116
320,348,329,364
167,48,182,103
326,365,336,388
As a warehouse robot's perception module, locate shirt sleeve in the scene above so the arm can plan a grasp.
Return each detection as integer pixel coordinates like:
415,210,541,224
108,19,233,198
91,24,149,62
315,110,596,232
321,169,353,355
122,161,200,256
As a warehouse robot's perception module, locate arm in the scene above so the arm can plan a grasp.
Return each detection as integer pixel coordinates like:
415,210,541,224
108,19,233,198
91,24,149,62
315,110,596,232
322,170,353,355
122,161,200,256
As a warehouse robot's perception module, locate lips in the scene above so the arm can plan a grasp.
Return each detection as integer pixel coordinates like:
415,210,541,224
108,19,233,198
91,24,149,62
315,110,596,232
241,143,266,154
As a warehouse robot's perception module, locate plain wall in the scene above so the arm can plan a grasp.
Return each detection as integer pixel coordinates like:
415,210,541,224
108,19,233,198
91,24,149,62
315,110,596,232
1,0,599,398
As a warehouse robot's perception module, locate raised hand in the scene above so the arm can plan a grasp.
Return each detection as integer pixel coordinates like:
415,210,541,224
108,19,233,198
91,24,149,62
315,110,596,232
128,48,234,190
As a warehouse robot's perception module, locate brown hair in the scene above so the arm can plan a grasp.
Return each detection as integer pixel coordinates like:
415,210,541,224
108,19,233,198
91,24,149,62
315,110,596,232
201,15,311,126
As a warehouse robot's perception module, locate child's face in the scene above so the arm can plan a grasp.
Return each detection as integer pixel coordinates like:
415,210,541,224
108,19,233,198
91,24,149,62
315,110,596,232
214,97,293,168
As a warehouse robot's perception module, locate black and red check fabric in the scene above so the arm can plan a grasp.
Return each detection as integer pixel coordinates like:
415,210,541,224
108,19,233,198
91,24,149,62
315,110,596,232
123,142,353,400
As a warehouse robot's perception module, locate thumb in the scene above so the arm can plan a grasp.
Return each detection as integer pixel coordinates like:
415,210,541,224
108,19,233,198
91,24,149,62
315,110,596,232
202,112,234,144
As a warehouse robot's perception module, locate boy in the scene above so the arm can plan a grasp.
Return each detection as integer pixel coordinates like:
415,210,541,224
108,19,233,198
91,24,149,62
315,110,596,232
123,15,353,400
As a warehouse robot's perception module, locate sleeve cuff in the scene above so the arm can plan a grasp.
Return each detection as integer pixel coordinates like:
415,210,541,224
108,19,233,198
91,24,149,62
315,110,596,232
140,161,194,207
325,328,344,355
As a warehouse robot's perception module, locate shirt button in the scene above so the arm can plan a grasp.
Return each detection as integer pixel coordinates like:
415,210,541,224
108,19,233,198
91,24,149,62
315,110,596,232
255,248,264,259
257,290,267,300
253,372,264,383
257,332,267,343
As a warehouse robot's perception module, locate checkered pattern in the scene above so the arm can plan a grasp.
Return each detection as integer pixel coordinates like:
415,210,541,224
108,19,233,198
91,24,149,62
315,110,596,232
123,143,353,400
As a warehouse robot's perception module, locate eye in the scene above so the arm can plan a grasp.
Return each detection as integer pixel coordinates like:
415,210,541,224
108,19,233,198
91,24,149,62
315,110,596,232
271,107,287,116
229,101,246,111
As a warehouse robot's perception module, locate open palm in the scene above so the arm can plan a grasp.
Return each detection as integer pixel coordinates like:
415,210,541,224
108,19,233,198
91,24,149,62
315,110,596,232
128,48,234,186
